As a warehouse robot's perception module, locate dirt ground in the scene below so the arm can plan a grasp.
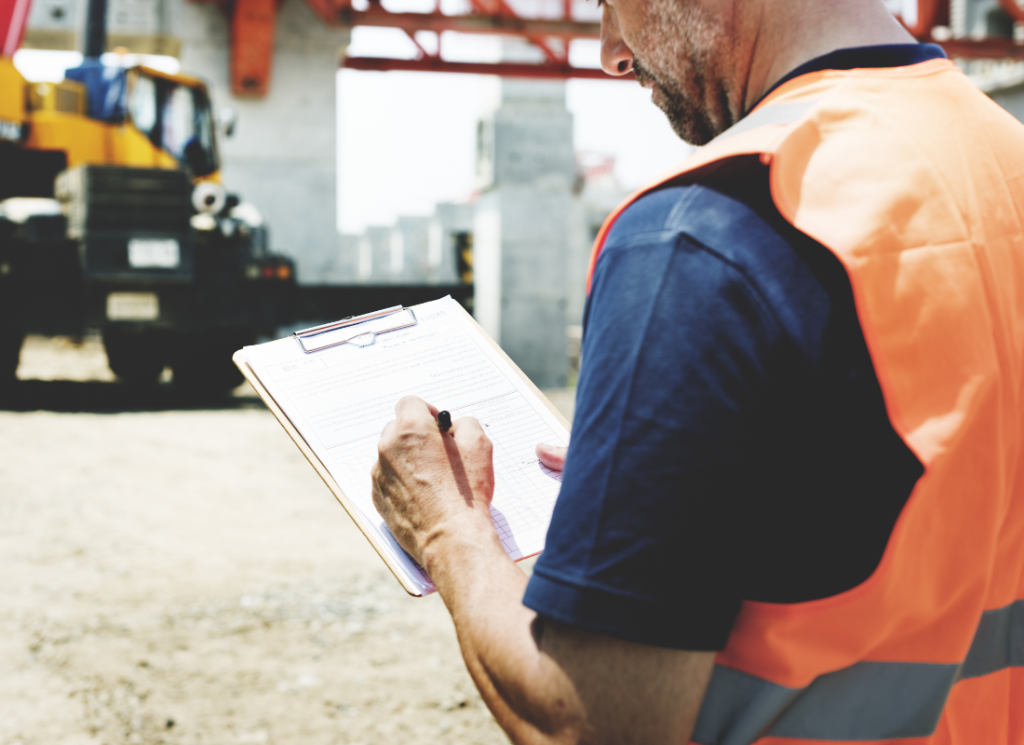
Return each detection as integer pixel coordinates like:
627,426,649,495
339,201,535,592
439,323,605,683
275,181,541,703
1,335,576,745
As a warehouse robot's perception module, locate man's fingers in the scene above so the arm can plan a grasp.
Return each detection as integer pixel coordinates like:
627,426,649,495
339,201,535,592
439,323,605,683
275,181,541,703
378,419,398,455
394,395,436,422
450,415,489,449
536,443,568,471
370,460,386,515
449,416,495,499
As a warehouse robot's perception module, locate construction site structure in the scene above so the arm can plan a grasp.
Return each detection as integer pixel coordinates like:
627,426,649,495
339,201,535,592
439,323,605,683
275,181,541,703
473,74,575,388
0,0,300,393
12,0,1018,99
9,0,1024,388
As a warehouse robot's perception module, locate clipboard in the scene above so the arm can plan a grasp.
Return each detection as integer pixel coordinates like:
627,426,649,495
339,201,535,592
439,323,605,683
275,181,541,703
233,298,570,597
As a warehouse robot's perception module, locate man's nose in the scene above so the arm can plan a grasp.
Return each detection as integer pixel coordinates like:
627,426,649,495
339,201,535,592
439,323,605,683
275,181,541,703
599,6,634,76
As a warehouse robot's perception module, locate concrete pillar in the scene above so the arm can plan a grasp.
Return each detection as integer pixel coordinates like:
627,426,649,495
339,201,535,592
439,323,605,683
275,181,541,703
474,77,575,388
23,0,179,56
395,215,431,283
319,233,360,283
365,225,392,283
176,0,347,284
23,0,82,52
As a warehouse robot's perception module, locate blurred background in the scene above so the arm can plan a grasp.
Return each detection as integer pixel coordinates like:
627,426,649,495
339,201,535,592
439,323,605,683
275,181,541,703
4,0,1024,742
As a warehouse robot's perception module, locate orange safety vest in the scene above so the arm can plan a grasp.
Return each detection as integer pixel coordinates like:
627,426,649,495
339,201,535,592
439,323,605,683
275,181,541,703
588,59,1024,743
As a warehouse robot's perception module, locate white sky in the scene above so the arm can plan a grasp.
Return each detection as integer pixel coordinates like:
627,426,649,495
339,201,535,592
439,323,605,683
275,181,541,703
336,28,692,233
15,36,693,235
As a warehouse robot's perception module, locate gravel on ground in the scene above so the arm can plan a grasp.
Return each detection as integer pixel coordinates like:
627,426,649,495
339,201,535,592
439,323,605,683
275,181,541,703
1,335,575,745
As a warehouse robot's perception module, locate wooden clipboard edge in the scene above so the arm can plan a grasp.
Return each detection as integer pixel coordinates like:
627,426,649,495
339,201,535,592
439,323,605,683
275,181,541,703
232,295,571,594
232,348,429,597
447,301,572,433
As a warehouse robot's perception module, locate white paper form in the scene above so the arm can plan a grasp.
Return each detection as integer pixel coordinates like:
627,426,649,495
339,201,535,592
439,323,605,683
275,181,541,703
243,297,569,595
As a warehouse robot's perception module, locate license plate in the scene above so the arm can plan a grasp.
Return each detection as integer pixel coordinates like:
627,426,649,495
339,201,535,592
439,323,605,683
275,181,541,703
107,292,159,321
127,238,180,268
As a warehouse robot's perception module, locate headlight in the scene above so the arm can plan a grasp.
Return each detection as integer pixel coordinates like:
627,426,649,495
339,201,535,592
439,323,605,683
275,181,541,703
230,201,264,227
190,213,216,231
0,198,62,223
192,182,227,214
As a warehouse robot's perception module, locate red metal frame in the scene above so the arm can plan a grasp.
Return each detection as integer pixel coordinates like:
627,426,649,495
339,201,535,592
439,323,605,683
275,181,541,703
893,0,1024,58
1,0,34,57
191,0,1024,97
340,7,597,39
323,0,605,82
996,0,1024,26
345,56,620,80
231,0,277,96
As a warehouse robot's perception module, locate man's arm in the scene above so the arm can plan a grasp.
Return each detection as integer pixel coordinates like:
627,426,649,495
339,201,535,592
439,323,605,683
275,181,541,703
371,397,714,745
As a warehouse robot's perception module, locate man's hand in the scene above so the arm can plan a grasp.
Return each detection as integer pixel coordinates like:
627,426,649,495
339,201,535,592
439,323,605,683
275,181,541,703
371,397,714,745
371,396,497,569
536,443,568,472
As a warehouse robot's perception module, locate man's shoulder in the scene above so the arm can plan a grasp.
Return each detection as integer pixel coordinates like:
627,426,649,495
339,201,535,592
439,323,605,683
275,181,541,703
604,170,820,293
592,165,844,360
604,180,748,248
604,169,792,270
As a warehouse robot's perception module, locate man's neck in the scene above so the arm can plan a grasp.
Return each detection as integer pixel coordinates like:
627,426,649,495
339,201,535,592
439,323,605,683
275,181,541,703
742,0,918,112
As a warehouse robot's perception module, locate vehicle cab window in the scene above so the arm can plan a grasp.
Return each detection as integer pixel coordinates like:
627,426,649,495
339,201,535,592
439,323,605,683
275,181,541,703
126,70,219,177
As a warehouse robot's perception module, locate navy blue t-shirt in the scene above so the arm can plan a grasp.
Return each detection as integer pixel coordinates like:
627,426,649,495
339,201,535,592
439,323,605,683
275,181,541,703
522,46,940,650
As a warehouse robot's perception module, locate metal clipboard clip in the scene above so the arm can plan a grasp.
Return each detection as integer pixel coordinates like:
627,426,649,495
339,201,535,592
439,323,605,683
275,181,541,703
292,305,419,354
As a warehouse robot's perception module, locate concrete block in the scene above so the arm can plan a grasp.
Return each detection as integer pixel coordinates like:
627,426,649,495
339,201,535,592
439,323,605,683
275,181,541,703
178,0,348,284
474,185,571,387
23,0,179,57
395,215,431,283
473,77,576,387
318,233,360,283
364,226,393,283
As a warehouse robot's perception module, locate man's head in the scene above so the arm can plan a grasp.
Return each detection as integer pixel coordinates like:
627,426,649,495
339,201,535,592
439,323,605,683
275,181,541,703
600,0,917,145
602,0,741,145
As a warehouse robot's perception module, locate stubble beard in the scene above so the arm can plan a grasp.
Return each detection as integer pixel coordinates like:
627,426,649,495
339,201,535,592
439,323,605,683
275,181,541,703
632,0,737,146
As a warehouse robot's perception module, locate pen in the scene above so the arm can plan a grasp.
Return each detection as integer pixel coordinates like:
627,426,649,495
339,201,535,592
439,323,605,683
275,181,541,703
437,410,452,433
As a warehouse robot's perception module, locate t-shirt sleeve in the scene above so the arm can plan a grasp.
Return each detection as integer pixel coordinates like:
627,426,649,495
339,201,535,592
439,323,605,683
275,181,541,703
522,202,791,650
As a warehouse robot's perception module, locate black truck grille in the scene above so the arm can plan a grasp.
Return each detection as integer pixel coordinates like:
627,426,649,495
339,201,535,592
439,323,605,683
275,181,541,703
56,166,191,238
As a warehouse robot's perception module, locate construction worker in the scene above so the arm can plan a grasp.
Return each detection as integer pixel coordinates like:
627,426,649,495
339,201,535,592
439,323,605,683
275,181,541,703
372,0,1024,742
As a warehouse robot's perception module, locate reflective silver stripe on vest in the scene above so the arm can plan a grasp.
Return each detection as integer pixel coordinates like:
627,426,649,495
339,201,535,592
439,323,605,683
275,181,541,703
692,600,1024,745
707,101,820,146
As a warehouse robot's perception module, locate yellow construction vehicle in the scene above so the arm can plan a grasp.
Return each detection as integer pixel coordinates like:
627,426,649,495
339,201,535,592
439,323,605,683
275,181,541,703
0,49,296,394
2,56,197,171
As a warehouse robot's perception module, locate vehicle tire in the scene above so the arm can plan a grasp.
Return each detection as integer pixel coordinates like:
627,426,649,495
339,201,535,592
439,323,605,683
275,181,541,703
171,331,249,397
102,327,166,386
0,328,24,384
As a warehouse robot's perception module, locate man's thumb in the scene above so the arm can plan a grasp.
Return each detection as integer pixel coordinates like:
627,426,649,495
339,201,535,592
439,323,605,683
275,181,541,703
536,443,568,472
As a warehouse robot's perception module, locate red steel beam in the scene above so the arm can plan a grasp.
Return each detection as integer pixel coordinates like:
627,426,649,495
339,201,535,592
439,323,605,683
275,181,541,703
335,7,600,39
938,37,1024,58
996,0,1024,26
404,29,435,59
902,0,941,38
302,0,341,26
231,0,277,95
214,0,1024,91
343,55,628,80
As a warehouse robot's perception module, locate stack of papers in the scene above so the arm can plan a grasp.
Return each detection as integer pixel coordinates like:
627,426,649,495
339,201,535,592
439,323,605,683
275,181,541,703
238,296,570,595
